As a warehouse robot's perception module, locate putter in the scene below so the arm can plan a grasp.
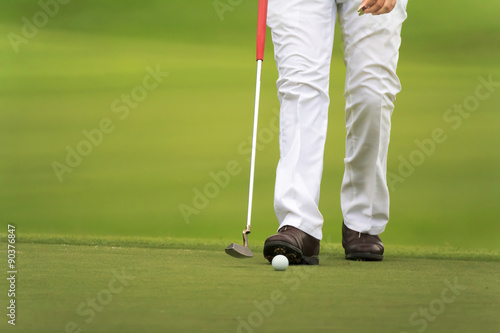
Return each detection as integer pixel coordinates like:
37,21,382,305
225,0,268,259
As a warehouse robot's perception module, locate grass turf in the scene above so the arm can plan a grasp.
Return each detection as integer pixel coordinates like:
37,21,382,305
1,2,500,331
1,236,499,333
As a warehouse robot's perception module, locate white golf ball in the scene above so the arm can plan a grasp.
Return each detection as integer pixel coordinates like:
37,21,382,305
272,255,289,271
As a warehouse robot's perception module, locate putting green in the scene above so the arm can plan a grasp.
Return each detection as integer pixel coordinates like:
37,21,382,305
1,236,499,333
1,1,500,331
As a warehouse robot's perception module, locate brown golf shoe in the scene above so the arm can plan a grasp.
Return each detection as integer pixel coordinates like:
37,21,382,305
342,222,384,261
263,226,320,265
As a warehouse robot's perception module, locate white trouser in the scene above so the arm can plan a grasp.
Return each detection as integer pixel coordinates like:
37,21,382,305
269,0,408,239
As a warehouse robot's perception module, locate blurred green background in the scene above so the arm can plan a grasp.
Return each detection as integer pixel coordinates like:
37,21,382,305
1,0,499,249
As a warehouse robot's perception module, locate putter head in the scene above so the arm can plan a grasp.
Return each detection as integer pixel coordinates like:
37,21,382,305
225,243,254,258
225,225,253,258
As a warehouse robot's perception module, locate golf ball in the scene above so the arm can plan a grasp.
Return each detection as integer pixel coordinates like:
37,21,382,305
272,255,289,271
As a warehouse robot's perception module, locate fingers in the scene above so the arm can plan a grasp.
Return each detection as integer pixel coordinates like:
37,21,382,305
357,0,371,15
359,0,396,16
358,0,372,10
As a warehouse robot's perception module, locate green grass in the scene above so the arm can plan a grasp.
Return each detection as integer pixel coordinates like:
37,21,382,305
0,2,500,330
1,236,499,333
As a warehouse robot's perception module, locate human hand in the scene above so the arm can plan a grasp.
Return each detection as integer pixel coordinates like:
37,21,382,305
358,0,397,16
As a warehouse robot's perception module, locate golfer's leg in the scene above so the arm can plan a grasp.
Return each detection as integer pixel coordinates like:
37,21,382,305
268,0,336,240
338,0,408,235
